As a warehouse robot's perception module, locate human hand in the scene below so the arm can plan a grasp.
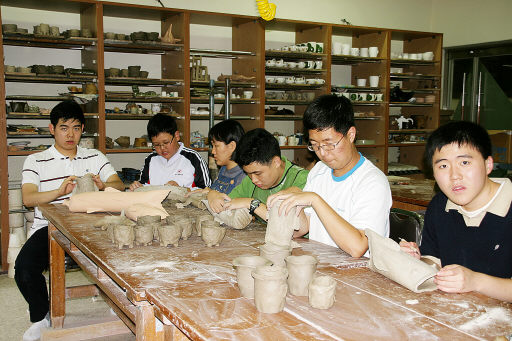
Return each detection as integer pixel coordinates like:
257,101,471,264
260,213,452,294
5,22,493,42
207,190,231,213
129,181,143,191
435,264,478,293
166,180,180,187
91,174,105,190
224,197,251,211
399,240,421,259
185,188,209,197
58,176,77,196
274,191,315,216
267,186,302,208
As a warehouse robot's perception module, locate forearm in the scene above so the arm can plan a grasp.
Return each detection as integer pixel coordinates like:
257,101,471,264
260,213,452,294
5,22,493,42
474,273,512,302
23,189,62,207
311,195,367,257
104,179,125,191
254,203,267,221
293,210,309,238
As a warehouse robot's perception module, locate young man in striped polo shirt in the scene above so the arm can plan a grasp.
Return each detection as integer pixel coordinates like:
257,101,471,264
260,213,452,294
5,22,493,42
18,100,124,341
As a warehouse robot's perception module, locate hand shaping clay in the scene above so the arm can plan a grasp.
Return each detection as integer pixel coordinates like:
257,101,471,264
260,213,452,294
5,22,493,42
135,225,154,246
365,229,439,293
201,222,226,247
252,265,288,313
259,242,292,267
64,188,171,220
113,225,135,249
265,200,301,247
308,275,336,309
285,255,318,296
158,224,182,247
72,173,98,195
203,200,252,230
233,255,272,298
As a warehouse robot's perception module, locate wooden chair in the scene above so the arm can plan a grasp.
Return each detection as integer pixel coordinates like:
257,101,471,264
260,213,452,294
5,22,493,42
389,208,424,245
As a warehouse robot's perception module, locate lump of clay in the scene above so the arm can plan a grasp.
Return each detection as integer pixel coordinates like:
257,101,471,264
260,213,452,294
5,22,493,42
308,275,336,309
252,265,288,313
72,173,98,195
137,215,162,225
158,224,182,247
203,200,252,230
201,221,225,247
285,255,318,296
113,225,135,249
94,214,135,230
184,190,207,209
365,229,438,293
233,255,272,298
265,200,301,247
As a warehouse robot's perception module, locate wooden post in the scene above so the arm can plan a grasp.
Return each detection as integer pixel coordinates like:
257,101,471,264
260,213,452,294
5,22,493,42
49,223,65,328
135,303,157,341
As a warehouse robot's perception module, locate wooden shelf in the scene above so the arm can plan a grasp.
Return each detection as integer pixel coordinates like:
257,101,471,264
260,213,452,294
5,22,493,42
332,86,381,92
390,59,437,66
265,99,312,105
390,73,441,80
266,83,323,90
190,81,256,88
7,133,96,138
7,113,98,119
389,129,434,134
190,114,255,120
388,142,427,147
105,96,183,103
2,34,96,49
352,101,385,106
6,95,76,101
106,147,153,153
266,67,326,75
190,97,257,104
190,48,255,58
279,145,308,150
331,55,384,65
389,102,433,107
265,115,303,121
105,78,183,86
5,73,96,84
265,50,326,60
104,40,183,54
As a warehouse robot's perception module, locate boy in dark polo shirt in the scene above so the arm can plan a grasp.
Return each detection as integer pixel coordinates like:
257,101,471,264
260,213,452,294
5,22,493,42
401,121,512,302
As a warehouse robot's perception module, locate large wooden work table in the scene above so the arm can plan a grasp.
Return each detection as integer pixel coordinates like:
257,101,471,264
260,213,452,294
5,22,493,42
389,176,436,211
41,203,512,340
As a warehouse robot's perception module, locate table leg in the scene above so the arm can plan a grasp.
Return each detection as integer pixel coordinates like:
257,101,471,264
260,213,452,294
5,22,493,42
136,303,158,341
49,223,65,328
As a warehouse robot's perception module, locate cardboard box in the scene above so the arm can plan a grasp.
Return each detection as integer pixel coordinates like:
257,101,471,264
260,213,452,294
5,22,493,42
489,130,512,163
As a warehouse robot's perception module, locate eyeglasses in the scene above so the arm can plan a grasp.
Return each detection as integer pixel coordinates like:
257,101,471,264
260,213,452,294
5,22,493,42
152,136,174,150
307,136,344,152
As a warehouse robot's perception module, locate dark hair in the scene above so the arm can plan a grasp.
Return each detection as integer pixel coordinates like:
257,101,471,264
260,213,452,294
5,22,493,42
50,100,85,126
208,119,245,161
147,113,178,139
303,94,354,142
425,121,492,169
234,128,280,167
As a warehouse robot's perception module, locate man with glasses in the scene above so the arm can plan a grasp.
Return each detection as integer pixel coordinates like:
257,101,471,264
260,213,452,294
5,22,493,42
129,113,210,191
268,95,391,257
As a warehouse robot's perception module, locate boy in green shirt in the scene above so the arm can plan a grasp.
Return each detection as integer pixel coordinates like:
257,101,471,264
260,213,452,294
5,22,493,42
207,128,308,221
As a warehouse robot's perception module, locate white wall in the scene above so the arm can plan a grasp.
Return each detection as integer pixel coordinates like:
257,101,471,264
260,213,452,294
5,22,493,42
104,0,434,32
431,0,512,47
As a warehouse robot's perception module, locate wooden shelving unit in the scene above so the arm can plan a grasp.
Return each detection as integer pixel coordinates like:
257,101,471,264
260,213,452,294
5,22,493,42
0,0,442,270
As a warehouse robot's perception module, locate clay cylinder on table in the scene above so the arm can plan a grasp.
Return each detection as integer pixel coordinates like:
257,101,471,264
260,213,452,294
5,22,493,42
113,225,135,249
195,214,214,236
201,222,225,247
135,225,154,246
259,242,292,267
252,265,288,313
175,217,193,240
285,255,318,296
158,224,182,247
308,275,337,309
9,212,24,228
232,255,272,298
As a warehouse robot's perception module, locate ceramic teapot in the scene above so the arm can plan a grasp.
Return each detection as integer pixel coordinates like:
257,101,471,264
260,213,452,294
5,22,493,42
395,115,413,130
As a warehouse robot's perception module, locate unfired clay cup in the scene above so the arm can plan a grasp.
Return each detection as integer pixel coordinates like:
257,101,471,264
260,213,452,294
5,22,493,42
285,255,318,296
233,256,272,298
252,265,288,313
309,275,337,309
